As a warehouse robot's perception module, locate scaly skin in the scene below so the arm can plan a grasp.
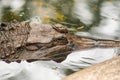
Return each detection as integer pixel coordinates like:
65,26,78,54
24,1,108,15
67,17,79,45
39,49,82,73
0,20,30,59
0,21,120,62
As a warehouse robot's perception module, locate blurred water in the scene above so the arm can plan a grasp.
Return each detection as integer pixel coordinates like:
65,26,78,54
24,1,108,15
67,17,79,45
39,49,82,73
89,1,120,39
0,0,120,37
62,47,119,71
0,0,120,80
0,61,70,80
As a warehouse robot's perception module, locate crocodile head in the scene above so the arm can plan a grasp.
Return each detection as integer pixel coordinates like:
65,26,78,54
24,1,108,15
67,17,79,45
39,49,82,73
1,21,72,62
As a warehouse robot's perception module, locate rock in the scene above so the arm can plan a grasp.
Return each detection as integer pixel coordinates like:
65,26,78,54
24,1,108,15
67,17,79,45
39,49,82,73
63,55,120,80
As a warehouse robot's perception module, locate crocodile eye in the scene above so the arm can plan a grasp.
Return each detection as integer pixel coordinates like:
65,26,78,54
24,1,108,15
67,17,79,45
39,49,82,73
52,24,68,33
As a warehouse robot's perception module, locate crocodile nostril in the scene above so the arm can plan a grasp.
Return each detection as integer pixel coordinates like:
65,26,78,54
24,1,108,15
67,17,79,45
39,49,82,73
0,23,7,27
0,23,8,31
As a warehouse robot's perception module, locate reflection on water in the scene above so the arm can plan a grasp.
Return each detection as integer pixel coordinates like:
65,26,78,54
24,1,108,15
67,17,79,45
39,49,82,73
0,0,120,80
0,0,120,39
0,47,119,80
0,0,75,24
89,1,120,39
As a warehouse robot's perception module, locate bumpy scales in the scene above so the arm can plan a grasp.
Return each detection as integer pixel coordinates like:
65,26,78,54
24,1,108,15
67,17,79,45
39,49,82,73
0,20,31,59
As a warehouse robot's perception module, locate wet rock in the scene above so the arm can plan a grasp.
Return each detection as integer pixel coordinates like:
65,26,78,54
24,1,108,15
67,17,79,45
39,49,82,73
63,56,120,80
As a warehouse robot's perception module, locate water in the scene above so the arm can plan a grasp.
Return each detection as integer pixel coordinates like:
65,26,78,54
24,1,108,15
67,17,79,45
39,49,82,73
0,0,120,80
0,47,119,80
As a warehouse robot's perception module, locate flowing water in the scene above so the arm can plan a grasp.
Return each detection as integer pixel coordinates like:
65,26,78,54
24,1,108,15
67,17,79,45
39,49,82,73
0,0,120,80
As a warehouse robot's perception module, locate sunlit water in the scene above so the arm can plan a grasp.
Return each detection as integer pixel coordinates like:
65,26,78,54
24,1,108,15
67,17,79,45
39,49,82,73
0,0,120,80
